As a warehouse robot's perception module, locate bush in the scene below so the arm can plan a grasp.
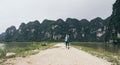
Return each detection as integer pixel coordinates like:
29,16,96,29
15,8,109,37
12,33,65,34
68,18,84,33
0,49,6,58
41,42,47,46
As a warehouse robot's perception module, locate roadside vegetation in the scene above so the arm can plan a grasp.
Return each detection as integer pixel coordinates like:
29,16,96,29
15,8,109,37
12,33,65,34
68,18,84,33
0,42,56,59
71,42,120,65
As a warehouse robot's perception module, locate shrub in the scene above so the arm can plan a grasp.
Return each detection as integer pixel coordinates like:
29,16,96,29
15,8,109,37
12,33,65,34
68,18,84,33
41,42,47,46
0,49,6,58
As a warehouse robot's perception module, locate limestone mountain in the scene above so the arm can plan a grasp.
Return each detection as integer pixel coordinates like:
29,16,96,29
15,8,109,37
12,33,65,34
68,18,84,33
0,17,110,42
105,0,120,43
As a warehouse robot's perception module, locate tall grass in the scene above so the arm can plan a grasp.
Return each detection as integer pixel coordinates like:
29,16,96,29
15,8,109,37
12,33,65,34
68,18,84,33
0,49,6,59
71,42,120,65
1,42,56,58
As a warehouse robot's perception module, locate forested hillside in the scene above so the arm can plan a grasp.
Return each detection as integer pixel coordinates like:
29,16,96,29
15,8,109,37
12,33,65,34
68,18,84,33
105,0,120,43
0,17,110,42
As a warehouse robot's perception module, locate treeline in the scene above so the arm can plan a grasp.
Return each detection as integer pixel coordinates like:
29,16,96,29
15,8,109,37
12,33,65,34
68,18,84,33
0,17,110,42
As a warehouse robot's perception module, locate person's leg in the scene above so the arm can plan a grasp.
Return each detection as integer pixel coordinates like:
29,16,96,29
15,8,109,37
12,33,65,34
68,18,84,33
66,42,70,49
68,42,70,49
65,42,67,48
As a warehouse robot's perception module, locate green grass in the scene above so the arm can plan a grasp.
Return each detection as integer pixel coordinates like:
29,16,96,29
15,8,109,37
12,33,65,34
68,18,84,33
0,42,56,65
71,42,120,65
0,42,56,59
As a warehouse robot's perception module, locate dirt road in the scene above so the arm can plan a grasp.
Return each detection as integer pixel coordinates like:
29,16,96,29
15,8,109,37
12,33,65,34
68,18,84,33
4,43,111,65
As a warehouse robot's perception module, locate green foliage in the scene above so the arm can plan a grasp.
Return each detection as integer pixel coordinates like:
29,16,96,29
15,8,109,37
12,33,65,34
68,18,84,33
4,42,55,57
106,0,120,44
0,17,110,42
0,49,6,58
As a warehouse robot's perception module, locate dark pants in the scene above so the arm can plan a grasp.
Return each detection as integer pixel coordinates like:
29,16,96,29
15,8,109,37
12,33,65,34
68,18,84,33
65,41,69,47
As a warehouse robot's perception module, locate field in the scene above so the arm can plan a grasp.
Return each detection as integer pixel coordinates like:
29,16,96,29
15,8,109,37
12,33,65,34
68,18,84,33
71,42,120,65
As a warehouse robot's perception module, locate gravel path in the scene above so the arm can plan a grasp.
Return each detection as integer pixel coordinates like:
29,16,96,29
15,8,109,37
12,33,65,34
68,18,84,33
4,43,111,65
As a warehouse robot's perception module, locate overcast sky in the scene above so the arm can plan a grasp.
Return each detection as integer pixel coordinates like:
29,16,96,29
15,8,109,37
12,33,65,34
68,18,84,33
0,0,115,34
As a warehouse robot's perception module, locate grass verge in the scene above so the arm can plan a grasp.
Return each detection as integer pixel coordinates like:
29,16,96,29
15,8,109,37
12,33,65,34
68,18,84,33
0,42,56,64
6,42,56,57
71,42,120,65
